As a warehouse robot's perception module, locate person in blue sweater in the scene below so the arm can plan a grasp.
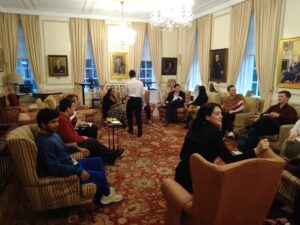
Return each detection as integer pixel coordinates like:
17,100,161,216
35,108,123,205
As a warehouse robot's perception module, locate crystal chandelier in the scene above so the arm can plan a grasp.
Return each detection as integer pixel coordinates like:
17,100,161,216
150,0,194,31
112,1,136,45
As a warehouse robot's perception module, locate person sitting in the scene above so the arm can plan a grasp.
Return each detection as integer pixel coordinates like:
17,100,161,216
57,97,123,165
281,55,300,83
246,90,298,149
222,85,245,138
164,83,185,126
35,108,123,205
183,85,208,128
66,94,98,139
143,97,152,124
281,119,300,159
175,103,270,193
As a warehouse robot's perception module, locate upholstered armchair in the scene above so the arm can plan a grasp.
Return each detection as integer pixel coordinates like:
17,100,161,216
142,90,156,123
6,124,96,212
161,150,285,225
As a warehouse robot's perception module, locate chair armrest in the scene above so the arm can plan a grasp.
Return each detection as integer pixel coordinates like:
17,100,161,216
161,178,193,225
278,170,300,204
71,151,84,160
278,124,294,146
37,175,78,186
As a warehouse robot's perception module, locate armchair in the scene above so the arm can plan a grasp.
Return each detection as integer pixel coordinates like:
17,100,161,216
5,124,96,212
161,151,285,225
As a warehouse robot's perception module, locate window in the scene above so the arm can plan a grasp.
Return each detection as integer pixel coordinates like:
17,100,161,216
16,23,38,93
236,16,259,96
139,32,156,90
84,33,99,92
187,31,201,91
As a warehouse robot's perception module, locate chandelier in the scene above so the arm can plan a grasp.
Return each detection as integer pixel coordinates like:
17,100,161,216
150,0,194,31
112,1,136,45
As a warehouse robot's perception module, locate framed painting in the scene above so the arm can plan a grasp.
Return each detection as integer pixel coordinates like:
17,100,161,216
209,48,228,83
110,52,128,79
161,57,177,75
277,37,300,88
0,48,4,72
48,55,68,76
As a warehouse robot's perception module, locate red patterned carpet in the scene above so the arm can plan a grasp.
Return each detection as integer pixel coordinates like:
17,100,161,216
14,122,188,225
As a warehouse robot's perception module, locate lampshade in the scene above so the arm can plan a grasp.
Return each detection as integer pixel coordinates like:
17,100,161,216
8,73,23,84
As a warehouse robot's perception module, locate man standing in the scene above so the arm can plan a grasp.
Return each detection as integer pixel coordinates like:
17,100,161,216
246,90,298,149
123,70,145,137
222,85,245,138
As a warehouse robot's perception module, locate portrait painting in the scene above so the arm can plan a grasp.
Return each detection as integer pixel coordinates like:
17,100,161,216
209,49,228,83
277,37,300,88
110,52,128,79
161,58,177,75
0,48,4,72
48,55,68,76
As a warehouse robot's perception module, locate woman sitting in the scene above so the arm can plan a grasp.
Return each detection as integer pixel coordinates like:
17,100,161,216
102,88,126,123
183,85,208,128
175,102,270,193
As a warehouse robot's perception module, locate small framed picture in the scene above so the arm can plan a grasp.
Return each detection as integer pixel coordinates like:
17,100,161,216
209,48,228,83
110,52,128,79
161,58,177,75
48,55,68,76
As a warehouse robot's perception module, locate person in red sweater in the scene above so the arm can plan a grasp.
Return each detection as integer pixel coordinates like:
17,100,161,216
57,97,123,165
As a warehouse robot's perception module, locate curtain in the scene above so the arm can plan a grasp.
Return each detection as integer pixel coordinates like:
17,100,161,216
132,22,146,74
20,15,43,91
88,19,109,90
180,20,196,88
70,18,88,102
0,14,4,50
197,15,212,89
2,13,19,76
147,24,162,102
254,0,283,110
227,0,252,85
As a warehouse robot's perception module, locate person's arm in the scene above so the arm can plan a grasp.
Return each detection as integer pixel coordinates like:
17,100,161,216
278,106,298,125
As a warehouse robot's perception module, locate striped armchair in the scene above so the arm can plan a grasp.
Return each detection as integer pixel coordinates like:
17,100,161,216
5,124,96,212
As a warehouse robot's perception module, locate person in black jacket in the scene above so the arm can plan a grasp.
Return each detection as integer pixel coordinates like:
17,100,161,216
164,83,185,126
183,85,208,128
175,102,270,193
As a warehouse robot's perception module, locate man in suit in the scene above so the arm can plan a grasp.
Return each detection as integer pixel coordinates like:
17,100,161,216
53,59,65,73
164,83,185,126
114,56,125,74
123,70,145,137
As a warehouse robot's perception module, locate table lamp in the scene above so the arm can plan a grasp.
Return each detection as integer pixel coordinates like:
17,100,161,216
8,73,23,93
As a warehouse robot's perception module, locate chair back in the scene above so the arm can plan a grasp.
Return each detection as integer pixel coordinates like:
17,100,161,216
6,124,40,186
189,153,284,225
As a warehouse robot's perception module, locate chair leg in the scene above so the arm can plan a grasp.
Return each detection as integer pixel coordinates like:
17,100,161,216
67,208,79,225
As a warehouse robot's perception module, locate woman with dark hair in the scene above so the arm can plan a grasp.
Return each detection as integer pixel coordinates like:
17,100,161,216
102,88,126,123
175,102,270,193
183,85,208,128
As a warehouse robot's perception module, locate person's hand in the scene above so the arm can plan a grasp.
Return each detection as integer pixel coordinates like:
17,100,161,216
254,139,270,155
80,170,90,180
237,100,244,106
79,148,90,157
269,112,280,118
288,130,299,142
82,136,88,140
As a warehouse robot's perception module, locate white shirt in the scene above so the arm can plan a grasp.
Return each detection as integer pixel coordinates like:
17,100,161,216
291,119,300,142
123,77,145,98
172,92,182,101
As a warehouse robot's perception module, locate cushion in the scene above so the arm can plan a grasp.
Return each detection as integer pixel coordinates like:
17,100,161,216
28,104,38,112
208,92,222,104
43,95,57,109
18,112,32,121
35,98,43,108
245,97,260,113
8,93,19,106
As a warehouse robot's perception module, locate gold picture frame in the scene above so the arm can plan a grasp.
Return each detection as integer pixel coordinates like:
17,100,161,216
110,52,129,79
277,37,300,88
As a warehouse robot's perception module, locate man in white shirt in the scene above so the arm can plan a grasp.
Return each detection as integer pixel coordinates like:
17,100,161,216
123,70,145,137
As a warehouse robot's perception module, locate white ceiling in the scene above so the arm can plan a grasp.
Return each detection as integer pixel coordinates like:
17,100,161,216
0,0,245,22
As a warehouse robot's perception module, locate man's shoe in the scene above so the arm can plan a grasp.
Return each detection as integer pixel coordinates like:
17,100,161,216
114,149,124,157
100,193,123,205
137,132,142,137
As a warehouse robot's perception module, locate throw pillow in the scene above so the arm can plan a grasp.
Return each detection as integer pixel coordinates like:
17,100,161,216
43,95,57,109
8,93,19,106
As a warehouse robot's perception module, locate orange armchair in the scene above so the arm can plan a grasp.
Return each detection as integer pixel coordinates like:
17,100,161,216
161,150,285,225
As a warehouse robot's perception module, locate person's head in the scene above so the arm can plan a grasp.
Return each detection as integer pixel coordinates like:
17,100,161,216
59,97,76,116
129,70,136,78
192,103,223,130
36,108,59,132
116,57,122,66
278,90,291,104
55,59,61,67
66,94,79,106
174,83,180,93
215,54,220,62
106,88,115,96
227,85,236,96
198,85,207,96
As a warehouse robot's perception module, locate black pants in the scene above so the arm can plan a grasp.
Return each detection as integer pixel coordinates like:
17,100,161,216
78,137,115,164
76,125,98,139
126,97,142,134
222,112,235,135
144,103,151,120
246,116,280,149
166,99,182,122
